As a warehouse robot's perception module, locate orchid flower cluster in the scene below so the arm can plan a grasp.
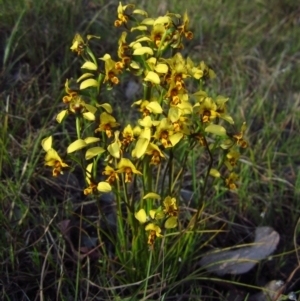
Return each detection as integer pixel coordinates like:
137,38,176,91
41,2,247,248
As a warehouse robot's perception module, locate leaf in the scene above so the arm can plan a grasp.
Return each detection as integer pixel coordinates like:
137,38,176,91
205,124,227,136
80,78,98,90
199,227,280,276
85,147,105,160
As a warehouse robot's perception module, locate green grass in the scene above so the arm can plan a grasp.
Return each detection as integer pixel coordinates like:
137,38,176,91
1,0,300,300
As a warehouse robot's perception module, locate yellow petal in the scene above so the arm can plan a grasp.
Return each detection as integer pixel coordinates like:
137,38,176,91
41,136,52,152
84,104,97,114
80,78,98,90
154,63,168,74
45,149,62,166
221,114,234,124
130,61,140,69
135,209,147,224
97,181,111,192
84,137,100,144
131,25,148,32
86,162,93,175
86,35,101,40
132,9,147,16
169,132,183,146
205,124,227,136
164,216,178,229
132,137,149,158
145,223,162,236
133,47,154,56
146,101,162,114
83,112,95,121
107,141,121,158
77,73,94,83
81,61,97,70
85,147,106,160
97,103,113,114
209,168,221,178
143,193,161,200
132,37,152,44
140,18,154,25
99,53,111,61
67,139,87,153
149,210,156,219
56,110,68,123
138,116,153,128
144,71,160,84
168,107,181,122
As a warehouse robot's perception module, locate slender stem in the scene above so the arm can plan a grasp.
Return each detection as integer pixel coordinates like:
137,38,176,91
194,135,213,229
143,250,153,299
168,148,174,195
76,116,81,139
75,205,83,301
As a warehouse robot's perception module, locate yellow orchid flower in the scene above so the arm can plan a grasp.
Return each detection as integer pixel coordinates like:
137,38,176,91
233,122,248,148
194,96,219,123
116,32,131,69
163,196,178,217
99,54,122,86
102,165,120,184
225,149,240,170
177,11,193,40
116,158,142,183
145,143,165,165
121,124,135,147
145,223,163,246
114,2,135,27
62,79,78,103
70,33,85,55
56,96,97,123
225,172,239,190
95,112,120,138
107,131,122,159
83,163,97,195
41,136,69,177
154,118,183,148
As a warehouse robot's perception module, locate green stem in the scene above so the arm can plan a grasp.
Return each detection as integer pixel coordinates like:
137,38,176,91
116,174,125,259
143,250,153,299
194,135,213,229
168,148,174,195
75,116,81,139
